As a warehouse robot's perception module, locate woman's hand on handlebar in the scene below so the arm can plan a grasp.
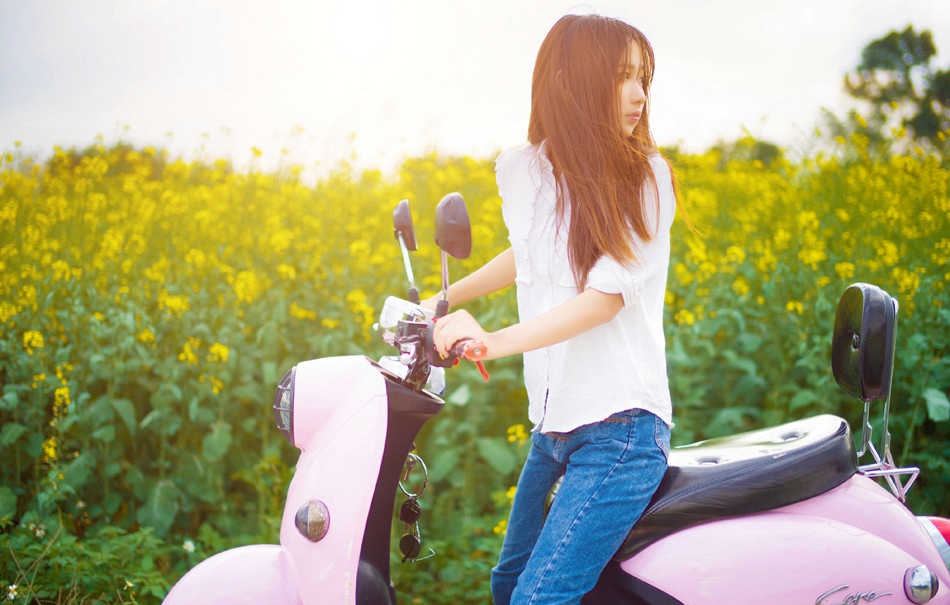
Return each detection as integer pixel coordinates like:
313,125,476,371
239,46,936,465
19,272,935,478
433,309,492,360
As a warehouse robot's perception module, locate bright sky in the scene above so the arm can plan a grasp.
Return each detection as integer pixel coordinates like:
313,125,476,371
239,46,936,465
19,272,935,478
2,0,949,176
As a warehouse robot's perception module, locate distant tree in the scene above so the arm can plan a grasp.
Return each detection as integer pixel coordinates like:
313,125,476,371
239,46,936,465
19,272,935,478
842,26,950,146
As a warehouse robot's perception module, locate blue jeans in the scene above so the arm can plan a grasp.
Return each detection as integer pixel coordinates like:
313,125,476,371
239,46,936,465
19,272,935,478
490,408,670,605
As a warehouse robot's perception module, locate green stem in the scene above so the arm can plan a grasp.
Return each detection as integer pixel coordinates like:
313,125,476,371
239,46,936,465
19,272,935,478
900,398,921,462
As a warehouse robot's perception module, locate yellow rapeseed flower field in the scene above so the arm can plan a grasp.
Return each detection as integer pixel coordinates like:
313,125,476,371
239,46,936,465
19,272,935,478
0,135,947,601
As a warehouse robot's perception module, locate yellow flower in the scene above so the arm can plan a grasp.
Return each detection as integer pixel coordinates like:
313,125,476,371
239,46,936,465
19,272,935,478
773,229,792,251
506,424,528,445
277,263,297,281
289,302,318,321
346,289,375,331
23,330,45,355
233,270,262,304
42,437,58,464
875,240,900,268
185,248,208,269
834,262,856,280
0,301,17,323
731,276,750,297
158,290,191,317
200,375,225,394
674,309,696,326
798,247,827,270
54,387,71,416
178,337,202,366
725,245,746,265
207,342,230,363
493,519,508,536
137,328,156,343
786,300,804,315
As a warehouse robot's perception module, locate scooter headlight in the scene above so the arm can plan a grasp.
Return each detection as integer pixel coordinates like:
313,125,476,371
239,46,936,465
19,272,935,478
273,366,296,446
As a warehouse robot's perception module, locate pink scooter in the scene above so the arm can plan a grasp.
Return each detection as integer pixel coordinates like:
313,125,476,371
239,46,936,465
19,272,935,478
164,194,950,605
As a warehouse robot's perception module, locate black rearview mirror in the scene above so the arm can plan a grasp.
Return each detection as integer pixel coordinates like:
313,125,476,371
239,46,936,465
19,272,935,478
392,199,419,303
434,192,471,260
393,199,417,252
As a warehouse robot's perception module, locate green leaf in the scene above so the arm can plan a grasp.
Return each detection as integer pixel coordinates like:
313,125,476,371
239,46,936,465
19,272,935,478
0,389,19,411
0,486,16,525
1,422,27,446
429,448,460,483
737,333,763,353
93,425,116,443
202,422,233,462
136,479,180,537
262,361,279,386
140,408,182,436
923,388,950,423
110,398,137,436
448,383,471,406
789,389,818,410
188,396,216,425
64,453,96,491
475,436,517,475
723,350,757,376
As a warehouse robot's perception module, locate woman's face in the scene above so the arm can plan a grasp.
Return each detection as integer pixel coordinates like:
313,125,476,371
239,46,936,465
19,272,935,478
618,41,647,137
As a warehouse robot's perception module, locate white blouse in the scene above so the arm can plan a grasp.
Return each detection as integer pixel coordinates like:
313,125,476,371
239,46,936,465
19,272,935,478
496,142,675,433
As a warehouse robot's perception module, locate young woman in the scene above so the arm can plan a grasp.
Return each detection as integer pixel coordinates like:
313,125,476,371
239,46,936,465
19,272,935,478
429,14,677,605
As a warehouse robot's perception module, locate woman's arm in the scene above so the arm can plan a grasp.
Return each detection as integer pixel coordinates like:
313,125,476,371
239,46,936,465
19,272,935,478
433,288,623,361
423,247,516,311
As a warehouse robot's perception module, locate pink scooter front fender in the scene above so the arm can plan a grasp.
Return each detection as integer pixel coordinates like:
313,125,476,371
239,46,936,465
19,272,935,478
163,545,301,605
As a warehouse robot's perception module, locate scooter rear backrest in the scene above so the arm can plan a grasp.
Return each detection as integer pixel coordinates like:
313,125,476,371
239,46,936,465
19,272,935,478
831,282,897,403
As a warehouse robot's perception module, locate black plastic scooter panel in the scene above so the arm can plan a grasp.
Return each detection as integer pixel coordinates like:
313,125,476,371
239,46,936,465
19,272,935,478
356,367,444,604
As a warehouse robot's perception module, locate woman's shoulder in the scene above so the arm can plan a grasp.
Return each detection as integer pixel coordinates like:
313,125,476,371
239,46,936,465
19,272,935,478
496,142,542,172
647,152,672,182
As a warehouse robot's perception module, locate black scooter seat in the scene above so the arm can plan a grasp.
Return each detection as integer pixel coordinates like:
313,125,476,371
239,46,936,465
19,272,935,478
615,414,858,560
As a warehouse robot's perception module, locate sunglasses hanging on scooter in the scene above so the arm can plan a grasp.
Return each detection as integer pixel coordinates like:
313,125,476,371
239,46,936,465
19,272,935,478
398,453,435,563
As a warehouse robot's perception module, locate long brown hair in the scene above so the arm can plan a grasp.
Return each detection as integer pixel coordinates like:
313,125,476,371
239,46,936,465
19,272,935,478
528,14,666,288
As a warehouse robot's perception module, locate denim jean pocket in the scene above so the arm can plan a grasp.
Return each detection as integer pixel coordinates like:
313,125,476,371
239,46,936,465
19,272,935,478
654,415,671,459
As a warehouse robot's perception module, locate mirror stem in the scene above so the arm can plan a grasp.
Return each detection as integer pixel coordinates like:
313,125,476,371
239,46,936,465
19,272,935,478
436,250,450,318
397,233,420,304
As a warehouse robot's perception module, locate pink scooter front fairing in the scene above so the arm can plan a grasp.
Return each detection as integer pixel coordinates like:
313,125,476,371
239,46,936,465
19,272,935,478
164,355,439,604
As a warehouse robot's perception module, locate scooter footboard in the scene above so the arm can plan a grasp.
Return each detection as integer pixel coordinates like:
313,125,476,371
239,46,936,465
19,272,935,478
163,544,301,605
